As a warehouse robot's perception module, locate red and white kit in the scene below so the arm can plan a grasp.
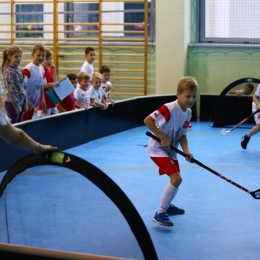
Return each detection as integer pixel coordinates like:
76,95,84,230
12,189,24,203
147,100,192,159
23,62,47,108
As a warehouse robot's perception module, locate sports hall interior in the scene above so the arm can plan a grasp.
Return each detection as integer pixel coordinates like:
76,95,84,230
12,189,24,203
1,1,260,260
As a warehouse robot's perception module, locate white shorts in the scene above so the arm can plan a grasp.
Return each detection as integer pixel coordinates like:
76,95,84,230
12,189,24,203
50,107,58,114
254,111,260,125
37,108,52,118
37,107,58,118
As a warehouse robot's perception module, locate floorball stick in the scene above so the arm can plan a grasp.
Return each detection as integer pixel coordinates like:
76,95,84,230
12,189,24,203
220,110,259,136
146,131,260,199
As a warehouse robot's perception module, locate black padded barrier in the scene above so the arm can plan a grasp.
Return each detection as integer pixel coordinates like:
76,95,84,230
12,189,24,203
0,95,197,172
200,94,254,124
206,78,260,126
0,151,158,260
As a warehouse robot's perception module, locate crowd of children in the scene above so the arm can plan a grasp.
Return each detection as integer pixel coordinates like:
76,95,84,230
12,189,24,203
1,45,115,123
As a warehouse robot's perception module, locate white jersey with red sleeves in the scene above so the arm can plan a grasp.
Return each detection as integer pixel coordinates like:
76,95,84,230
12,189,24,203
23,62,47,108
147,100,192,159
252,84,260,111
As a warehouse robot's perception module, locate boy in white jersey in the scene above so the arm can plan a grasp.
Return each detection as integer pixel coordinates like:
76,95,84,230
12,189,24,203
241,83,260,149
74,72,90,109
229,83,254,97
22,44,58,121
22,44,46,121
144,76,198,227
89,72,108,109
100,65,115,106
77,47,95,89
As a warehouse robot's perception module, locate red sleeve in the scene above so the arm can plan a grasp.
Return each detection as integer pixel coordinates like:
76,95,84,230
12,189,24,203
43,68,53,83
23,68,30,78
157,105,171,122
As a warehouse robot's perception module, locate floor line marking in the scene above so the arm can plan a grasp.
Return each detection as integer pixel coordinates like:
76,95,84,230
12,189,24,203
1,165,260,179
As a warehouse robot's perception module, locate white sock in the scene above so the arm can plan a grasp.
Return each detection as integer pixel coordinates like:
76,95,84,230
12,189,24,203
157,182,178,214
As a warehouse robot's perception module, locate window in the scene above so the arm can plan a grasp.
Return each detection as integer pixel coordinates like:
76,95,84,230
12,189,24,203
64,2,153,40
64,3,98,38
124,3,152,38
198,0,260,44
16,4,43,38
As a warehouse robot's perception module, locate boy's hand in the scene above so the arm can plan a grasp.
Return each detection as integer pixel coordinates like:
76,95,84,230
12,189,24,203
42,99,47,110
100,103,108,110
104,85,112,92
160,135,170,149
28,102,32,110
183,151,193,162
50,64,56,70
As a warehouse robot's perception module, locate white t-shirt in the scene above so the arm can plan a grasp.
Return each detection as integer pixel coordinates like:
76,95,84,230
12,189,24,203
236,89,244,95
23,63,47,108
74,88,90,107
0,110,10,125
147,100,192,159
80,61,94,79
76,61,94,89
101,81,112,102
252,84,260,111
89,85,106,103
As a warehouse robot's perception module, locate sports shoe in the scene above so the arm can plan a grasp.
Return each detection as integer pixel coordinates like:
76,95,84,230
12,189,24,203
153,212,173,226
166,204,185,214
241,135,250,150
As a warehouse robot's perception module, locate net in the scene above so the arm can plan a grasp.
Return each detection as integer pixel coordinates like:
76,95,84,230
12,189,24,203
0,152,158,259
209,78,260,126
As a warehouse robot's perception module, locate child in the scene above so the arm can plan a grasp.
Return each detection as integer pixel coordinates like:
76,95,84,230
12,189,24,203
1,45,28,123
229,83,254,97
89,72,108,109
100,65,115,106
21,44,46,121
79,47,95,82
144,76,198,227
241,83,260,149
74,72,90,109
57,73,77,113
37,49,59,117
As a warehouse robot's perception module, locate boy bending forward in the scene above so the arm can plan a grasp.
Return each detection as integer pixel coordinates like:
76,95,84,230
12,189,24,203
144,76,198,227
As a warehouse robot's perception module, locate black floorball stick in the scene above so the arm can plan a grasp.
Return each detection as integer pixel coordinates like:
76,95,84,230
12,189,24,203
220,110,259,136
146,131,260,199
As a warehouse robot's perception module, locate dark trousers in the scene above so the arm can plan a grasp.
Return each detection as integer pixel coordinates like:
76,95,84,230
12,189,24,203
4,101,24,124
